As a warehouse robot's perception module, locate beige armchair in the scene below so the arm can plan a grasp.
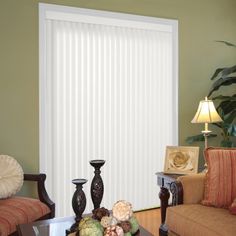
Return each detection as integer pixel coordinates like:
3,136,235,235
164,173,236,236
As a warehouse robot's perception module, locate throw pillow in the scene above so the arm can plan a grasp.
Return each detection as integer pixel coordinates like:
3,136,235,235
202,147,236,208
0,155,24,199
229,198,236,215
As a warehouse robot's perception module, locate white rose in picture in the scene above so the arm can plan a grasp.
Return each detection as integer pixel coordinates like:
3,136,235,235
164,146,199,174
168,151,193,171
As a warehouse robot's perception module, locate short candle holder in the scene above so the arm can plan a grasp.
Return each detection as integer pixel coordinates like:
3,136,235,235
67,178,87,234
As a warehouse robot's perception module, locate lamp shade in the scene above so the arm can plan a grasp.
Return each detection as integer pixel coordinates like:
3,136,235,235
191,97,222,124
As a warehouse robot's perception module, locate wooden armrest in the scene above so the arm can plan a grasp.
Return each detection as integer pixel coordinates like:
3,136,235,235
24,173,55,217
170,181,183,205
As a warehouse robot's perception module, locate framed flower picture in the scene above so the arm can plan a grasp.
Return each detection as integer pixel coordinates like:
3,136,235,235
164,146,199,174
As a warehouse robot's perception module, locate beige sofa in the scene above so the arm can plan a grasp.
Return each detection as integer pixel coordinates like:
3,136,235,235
165,173,236,236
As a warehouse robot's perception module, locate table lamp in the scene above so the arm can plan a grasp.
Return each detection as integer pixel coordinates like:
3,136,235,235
191,97,222,148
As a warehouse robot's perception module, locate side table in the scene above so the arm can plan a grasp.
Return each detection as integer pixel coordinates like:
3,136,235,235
156,172,183,235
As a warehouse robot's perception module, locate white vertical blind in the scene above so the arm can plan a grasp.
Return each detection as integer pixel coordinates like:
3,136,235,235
39,4,178,217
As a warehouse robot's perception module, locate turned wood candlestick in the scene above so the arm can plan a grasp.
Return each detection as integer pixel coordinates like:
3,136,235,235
69,178,87,233
90,160,105,210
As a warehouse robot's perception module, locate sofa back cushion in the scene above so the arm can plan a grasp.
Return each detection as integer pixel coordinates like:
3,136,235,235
202,147,236,208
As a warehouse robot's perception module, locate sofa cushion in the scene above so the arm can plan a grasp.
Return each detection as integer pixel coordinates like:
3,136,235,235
0,155,24,199
166,204,236,236
202,147,236,208
0,196,50,236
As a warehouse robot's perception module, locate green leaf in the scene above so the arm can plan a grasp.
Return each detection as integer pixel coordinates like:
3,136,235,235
224,110,236,124
215,40,236,47
212,94,236,101
210,68,224,80
210,65,236,81
186,134,204,143
186,133,217,144
217,107,225,119
208,76,236,97
220,140,234,147
222,65,236,79
217,101,236,116
227,124,236,137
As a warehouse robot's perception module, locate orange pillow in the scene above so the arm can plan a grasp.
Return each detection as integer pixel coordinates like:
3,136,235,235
229,198,236,214
202,147,236,208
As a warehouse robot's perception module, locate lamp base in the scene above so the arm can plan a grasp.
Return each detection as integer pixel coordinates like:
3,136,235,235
201,130,212,149
201,130,211,169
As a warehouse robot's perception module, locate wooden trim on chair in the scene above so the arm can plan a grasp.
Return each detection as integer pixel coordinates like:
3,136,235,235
24,173,55,218
170,180,183,206
9,174,55,236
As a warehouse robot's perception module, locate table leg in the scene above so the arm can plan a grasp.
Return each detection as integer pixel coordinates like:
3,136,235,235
158,186,170,236
159,186,170,224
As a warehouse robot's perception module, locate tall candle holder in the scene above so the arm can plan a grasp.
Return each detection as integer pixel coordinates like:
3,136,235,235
90,160,105,210
68,178,87,233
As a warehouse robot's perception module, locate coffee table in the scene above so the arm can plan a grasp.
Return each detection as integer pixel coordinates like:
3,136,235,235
17,216,153,236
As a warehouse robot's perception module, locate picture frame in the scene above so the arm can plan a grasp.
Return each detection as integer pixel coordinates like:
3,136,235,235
164,146,199,174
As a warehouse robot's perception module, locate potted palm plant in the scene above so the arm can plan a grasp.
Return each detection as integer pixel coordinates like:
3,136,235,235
186,41,236,147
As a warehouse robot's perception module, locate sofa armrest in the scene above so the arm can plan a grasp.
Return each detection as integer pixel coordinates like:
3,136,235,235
170,173,206,205
24,173,55,218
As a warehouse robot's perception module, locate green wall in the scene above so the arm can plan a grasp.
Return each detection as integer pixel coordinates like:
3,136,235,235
0,0,235,179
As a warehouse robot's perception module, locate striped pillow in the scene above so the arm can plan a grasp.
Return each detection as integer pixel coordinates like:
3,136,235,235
202,147,236,208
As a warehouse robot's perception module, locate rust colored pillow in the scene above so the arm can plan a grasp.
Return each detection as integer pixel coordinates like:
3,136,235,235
229,198,236,215
202,147,236,208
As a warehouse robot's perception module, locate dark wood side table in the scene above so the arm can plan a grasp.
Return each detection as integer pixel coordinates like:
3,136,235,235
156,172,183,236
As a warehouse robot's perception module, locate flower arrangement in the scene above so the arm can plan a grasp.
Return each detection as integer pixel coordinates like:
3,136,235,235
77,200,139,236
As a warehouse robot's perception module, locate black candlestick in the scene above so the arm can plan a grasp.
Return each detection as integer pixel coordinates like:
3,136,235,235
90,160,105,210
69,178,87,233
